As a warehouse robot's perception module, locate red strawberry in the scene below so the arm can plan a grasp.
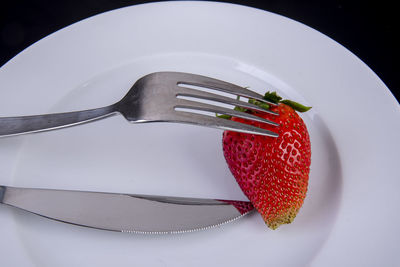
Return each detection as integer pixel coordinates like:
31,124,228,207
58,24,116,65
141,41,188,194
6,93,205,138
222,92,311,229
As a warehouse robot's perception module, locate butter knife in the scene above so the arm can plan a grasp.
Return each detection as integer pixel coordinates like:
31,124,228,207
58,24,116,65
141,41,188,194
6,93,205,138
0,185,254,234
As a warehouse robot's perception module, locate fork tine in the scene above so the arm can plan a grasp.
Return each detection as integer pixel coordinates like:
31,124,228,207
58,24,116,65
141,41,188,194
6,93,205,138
171,72,277,105
176,86,278,116
171,111,278,137
175,99,279,127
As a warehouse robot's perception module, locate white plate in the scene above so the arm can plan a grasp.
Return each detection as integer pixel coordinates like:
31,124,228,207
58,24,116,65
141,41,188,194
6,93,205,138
0,2,399,266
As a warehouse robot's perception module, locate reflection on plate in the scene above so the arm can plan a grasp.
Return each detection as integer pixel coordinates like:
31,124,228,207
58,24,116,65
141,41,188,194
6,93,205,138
0,2,398,267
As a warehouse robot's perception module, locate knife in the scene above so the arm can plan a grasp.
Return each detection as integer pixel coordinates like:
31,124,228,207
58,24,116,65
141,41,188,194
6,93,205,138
0,185,254,234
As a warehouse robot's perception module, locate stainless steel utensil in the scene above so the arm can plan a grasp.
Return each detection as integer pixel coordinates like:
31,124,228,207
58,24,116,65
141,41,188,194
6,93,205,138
0,185,254,234
0,72,279,138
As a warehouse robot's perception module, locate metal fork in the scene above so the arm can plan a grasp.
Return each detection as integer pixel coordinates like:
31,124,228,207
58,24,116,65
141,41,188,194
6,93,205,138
0,72,279,138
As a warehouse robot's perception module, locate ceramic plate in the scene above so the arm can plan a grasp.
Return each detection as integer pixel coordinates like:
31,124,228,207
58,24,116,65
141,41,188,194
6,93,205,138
0,2,399,266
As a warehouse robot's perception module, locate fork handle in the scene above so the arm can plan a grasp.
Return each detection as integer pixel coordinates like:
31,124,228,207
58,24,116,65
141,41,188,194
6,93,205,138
0,105,118,137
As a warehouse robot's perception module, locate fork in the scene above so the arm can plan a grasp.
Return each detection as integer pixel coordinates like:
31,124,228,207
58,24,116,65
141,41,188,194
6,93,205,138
0,72,279,138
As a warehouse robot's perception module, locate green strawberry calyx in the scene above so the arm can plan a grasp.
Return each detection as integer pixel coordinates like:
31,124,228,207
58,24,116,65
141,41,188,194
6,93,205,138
217,91,311,119
261,91,311,112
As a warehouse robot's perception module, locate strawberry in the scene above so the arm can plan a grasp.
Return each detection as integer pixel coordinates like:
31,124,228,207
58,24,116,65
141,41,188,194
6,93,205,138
222,92,311,229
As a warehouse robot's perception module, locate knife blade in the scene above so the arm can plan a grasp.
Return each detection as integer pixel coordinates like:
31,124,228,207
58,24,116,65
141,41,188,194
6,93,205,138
0,185,254,234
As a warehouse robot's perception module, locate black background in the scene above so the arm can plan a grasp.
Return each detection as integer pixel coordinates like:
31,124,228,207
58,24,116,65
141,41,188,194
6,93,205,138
1,0,398,103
